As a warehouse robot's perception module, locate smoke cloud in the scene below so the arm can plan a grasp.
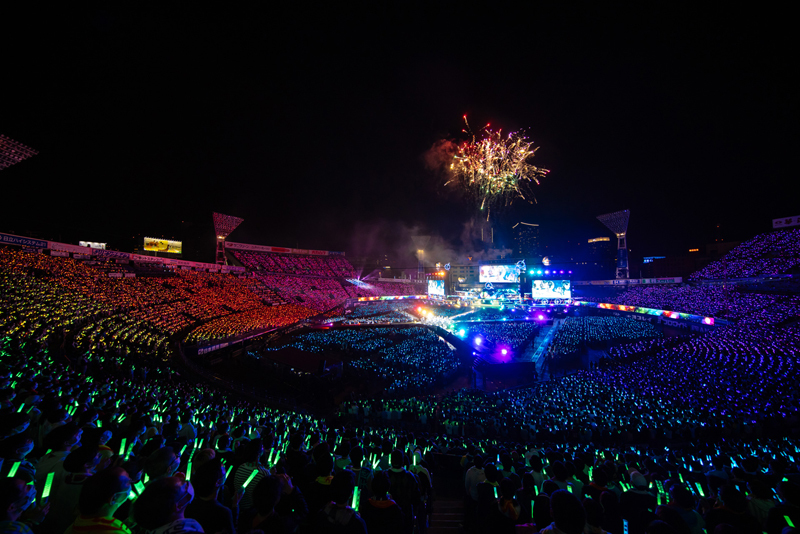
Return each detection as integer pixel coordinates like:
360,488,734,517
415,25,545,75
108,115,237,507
346,217,513,278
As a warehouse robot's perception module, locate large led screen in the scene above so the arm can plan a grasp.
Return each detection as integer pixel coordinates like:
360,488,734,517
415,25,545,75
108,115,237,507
531,279,571,300
428,280,445,297
144,237,182,254
479,265,520,284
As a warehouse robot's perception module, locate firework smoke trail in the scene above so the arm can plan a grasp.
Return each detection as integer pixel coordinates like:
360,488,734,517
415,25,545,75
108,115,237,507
448,116,549,220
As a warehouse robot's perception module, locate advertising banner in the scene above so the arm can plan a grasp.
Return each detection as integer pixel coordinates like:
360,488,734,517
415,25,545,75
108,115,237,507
225,241,344,256
479,264,520,284
1,232,48,248
773,215,800,229
144,237,182,254
78,241,107,249
50,242,92,254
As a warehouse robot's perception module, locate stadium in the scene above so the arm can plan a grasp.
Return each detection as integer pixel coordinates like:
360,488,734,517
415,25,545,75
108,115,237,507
2,4,799,534
2,214,800,533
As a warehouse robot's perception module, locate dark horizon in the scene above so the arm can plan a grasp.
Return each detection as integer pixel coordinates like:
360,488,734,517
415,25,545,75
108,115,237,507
2,5,796,265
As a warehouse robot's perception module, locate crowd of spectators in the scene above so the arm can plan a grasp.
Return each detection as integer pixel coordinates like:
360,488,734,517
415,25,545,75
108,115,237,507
261,326,463,397
4,231,800,533
232,250,425,313
460,321,540,352
0,246,319,356
546,316,662,360
232,250,356,278
691,227,800,280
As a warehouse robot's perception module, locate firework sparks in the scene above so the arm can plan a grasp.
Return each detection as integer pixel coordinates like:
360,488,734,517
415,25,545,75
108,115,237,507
447,116,549,220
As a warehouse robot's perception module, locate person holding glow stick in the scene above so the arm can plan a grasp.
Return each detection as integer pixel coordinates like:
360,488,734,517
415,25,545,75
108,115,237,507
311,470,367,534
0,477,49,531
64,467,130,534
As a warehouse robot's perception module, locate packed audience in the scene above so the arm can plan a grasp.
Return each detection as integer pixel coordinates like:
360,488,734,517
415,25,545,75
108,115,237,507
546,316,662,359
3,225,800,534
691,227,800,280
460,321,540,352
261,326,463,397
232,250,425,313
0,247,317,355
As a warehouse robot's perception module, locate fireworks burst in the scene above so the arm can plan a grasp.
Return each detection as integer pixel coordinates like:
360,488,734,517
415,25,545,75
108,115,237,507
445,116,549,220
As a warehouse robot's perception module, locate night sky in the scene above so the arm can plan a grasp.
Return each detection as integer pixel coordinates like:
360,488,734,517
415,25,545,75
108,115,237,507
2,4,797,265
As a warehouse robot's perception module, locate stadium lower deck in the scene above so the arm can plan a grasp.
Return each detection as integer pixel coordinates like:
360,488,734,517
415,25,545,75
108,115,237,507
3,227,800,533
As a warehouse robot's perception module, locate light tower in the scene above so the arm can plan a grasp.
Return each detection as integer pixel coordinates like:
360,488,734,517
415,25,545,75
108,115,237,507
597,209,630,279
213,212,244,265
0,135,38,171
411,235,430,278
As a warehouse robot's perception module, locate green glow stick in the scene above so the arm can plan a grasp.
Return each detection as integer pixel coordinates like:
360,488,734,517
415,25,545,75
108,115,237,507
97,420,102,428
8,462,20,477
42,472,55,500
786,516,795,528
119,438,127,457
352,486,360,511
695,482,704,497
16,404,24,413
242,468,258,488
186,461,193,481
225,465,234,481
180,444,187,457
135,481,145,494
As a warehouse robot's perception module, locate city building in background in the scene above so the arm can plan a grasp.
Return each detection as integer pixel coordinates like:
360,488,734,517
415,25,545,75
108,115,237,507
512,222,540,258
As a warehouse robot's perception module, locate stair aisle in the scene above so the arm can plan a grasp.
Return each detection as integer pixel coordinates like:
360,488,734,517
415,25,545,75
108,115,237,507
428,498,464,534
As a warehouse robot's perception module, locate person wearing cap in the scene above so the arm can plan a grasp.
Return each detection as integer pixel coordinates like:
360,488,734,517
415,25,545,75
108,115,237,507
64,467,131,534
620,470,657,533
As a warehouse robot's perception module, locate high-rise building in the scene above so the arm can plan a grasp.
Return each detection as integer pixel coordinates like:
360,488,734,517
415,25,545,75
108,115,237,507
512,222,540,258
587,237,616,279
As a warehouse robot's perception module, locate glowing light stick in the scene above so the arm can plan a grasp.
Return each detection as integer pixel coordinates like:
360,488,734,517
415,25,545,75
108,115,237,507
186,461,193,481
16,404,24,413
225,465,234,482
119,438,127,457
352,486,360,511
42,472,55,500
242,468,258,488
786,516,795,528
695,482,704,497
180,445,187,457
8,462,20,477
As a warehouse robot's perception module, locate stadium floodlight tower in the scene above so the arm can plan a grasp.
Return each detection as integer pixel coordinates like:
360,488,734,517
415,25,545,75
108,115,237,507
213,212,244,265
597,209,630,279
0,134,38,171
